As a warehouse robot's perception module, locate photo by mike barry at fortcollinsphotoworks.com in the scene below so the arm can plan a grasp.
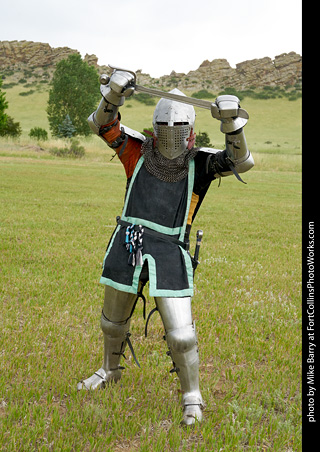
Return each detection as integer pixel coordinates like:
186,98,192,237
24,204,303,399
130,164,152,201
303,220,317,444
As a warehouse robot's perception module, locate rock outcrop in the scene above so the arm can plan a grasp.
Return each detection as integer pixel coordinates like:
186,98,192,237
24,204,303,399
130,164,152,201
0,40,302,91
0,40,80,68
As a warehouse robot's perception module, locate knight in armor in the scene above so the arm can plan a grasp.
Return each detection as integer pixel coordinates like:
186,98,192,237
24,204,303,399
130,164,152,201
77,70,254,425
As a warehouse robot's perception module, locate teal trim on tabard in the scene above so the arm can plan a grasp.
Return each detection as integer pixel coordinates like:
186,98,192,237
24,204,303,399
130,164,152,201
100,240,144,294
121,155,183,235
122,216,182,236
179,246,194,294
121,156,195,239
100,155,195,297
99,276,138,294
179,158,195,241
142,253,194,297
121,155,144,221
100,251,194,297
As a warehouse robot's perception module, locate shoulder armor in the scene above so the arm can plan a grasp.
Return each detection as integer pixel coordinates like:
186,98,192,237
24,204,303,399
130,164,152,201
121,124,146,143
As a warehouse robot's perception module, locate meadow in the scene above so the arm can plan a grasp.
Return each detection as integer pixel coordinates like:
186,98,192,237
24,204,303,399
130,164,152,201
0,86,302,451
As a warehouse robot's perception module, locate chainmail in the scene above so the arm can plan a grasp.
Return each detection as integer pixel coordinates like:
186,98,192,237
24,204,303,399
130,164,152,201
141,138,198,183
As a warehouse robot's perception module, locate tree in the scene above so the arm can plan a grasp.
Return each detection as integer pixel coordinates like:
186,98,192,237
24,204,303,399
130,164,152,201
57,114,76,138
0,115,22,138
0,77,8,129
47,54,100,137
0,79,22,137
195,131,213,148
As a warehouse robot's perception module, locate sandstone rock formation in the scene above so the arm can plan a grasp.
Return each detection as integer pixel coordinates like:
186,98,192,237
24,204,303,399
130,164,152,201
0,40,80,68
0,40,302,91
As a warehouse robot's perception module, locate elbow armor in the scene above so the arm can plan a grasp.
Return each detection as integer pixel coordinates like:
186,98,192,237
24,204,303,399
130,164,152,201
225,128,254,174
88,97,119,137
199,128,254,179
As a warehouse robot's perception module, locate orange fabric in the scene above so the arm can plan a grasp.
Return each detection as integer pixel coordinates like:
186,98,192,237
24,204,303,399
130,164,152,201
117,139,142,179
187,192,199,225
101,117,120,143
100,119,142,179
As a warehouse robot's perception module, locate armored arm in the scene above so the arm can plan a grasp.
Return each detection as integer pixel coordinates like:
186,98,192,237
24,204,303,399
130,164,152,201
215,95,254,175
87,71,137,148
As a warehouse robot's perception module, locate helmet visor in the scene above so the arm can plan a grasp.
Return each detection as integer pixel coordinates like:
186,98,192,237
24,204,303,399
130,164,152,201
154,122,191,159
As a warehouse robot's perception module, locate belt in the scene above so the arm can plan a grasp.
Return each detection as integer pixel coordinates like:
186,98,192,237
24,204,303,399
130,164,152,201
116,217,187,250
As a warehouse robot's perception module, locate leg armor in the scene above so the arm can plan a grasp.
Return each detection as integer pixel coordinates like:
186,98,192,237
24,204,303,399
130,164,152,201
77,286,138,390
155,296,204,425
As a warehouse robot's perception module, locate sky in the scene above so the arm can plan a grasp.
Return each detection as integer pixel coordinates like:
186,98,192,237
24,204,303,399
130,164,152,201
1,0,302,78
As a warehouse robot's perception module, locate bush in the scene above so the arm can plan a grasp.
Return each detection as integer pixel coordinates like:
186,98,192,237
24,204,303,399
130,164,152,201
29,127,48,141
195,131,213,148
49,139,85,158
218,87,244,101
191,89,215,99
133,93,156,106
19,90,35,96
2,82,17,89
0,115,22,137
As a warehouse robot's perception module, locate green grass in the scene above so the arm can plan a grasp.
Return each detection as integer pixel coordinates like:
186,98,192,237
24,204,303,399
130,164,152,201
0,86,302,451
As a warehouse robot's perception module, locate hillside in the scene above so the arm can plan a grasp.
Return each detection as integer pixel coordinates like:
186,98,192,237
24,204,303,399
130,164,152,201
0,40,302,91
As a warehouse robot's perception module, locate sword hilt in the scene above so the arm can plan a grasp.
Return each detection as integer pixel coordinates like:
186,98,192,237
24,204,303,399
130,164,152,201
193,229,203,267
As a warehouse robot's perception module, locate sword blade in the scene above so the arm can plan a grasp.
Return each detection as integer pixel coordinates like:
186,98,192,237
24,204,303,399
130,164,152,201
107,65,249,119
135,84,213,110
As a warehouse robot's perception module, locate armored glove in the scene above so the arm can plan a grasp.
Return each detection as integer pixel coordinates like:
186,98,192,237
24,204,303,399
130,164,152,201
100,71,135,106
211,95,248,133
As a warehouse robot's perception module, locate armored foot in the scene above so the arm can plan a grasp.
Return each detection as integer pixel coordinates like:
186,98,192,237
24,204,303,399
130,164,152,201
181,403,203,426
77,367,122,391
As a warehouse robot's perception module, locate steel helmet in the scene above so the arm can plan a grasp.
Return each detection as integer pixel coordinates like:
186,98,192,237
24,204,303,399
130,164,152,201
153,88,196,159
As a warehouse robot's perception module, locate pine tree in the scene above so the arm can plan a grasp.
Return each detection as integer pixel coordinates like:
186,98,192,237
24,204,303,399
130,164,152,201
57,114,76,138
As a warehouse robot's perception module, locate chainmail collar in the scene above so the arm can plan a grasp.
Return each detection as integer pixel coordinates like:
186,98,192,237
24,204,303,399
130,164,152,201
141,138,198,183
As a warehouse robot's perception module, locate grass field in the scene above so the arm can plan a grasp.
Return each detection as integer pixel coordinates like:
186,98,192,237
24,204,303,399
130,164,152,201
0,86,302,451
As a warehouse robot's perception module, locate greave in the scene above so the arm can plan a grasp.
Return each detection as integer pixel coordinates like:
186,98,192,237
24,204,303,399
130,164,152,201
155,297,203,425
166,323,204,413
77,313,130,390
101,312,130,381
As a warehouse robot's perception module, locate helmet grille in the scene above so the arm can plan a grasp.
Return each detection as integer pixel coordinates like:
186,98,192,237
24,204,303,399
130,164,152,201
155,123,191,154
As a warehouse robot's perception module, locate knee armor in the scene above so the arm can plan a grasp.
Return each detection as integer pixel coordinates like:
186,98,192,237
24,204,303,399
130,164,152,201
166,323,197,354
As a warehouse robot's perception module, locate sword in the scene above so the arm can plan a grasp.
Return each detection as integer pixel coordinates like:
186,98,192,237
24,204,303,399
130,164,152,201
100,66,249,121
193,229,203,274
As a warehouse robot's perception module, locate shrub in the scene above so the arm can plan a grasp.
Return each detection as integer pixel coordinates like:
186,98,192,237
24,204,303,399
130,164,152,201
195,131,213,148
19,90,35,96
29,127,48,141
68,139,85,158
0,115,22,137
191,89,215,99
133,93,156,106
49,139,85,158
218,87,244,101
2,82,17,89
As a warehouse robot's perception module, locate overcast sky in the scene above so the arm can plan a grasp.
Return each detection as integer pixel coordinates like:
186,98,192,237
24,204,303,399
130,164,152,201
1,0,302,78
